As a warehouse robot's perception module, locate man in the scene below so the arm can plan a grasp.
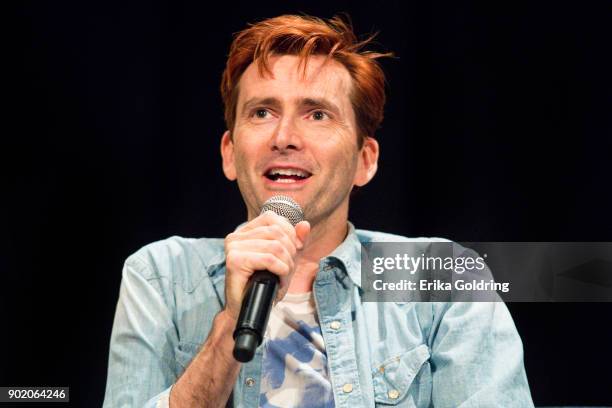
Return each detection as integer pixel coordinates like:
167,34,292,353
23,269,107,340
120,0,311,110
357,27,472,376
103,14,534,407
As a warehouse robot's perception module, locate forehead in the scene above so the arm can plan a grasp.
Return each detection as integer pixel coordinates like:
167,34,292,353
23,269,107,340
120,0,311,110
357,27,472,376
237,54,353,108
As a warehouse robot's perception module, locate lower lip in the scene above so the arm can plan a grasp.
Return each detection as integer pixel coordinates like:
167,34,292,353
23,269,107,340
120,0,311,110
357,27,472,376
263,175,312,189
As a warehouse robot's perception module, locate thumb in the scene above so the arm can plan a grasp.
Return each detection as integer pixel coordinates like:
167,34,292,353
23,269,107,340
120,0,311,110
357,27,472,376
294,220,311,250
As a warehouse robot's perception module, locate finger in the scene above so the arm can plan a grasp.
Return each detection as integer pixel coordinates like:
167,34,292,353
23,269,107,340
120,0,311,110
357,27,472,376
226,250,293,280
235,212,278,233
226,239,295,266
228,226,296,256
238,211,295,235
240,251,293,303
294,221,311,250
260,211,298,246
236,211,298,248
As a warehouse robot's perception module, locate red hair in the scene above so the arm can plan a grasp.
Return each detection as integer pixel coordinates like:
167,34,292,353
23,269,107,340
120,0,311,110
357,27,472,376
220,14,393,147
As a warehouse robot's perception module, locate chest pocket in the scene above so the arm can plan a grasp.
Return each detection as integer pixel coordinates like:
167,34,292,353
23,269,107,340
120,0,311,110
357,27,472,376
371,344,432,407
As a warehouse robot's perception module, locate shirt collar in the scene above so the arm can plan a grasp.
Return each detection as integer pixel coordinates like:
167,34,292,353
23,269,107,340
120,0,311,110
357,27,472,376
323,221,362,288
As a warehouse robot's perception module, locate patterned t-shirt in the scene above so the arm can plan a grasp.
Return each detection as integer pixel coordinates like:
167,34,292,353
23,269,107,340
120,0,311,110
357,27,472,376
259,291,335,408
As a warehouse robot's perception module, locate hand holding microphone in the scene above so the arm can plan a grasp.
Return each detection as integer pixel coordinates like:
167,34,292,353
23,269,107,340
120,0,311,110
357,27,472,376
223,195,310,362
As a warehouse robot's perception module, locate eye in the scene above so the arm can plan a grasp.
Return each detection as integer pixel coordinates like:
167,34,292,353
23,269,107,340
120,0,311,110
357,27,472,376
254,108,269,119
310,110,328,121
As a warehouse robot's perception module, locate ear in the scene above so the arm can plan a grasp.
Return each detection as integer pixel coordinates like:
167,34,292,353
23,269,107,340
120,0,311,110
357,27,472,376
220,130,237,181
354,136,379,187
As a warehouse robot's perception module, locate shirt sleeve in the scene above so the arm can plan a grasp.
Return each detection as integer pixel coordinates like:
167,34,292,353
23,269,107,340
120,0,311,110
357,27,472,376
429,302,534,407
103,255,180,408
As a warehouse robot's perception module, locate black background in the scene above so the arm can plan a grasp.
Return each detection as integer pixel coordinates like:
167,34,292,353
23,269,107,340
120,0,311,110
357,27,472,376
3,1,612,406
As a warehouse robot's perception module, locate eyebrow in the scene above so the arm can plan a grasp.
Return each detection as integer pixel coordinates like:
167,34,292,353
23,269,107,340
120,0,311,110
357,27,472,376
301,97,341,116
241,97,281,114
240,96,341,116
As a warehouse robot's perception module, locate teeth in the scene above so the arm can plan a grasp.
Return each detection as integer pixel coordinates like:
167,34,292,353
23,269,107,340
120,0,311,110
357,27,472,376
268,168,309,177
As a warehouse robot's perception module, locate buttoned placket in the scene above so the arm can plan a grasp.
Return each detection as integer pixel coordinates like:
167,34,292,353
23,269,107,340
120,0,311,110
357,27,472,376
236,330,265,406
313,259,365,408
212,263,264,407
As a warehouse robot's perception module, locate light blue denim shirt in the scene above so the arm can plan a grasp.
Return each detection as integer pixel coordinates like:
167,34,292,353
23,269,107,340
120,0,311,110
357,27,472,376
103,223,533,407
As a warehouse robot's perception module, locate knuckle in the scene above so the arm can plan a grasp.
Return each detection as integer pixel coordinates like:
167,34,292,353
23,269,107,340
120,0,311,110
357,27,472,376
282,261,292,276
225,252,236,268
264,253,278,267
224,240,237,254
262,211,277,222
269,240,285,257
226,249,239,262
225,232,238,246
271,258,287,275
268,224,282,237
287,240,297,256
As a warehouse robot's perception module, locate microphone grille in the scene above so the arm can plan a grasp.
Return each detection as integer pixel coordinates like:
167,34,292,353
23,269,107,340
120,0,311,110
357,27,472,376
260,195,304,226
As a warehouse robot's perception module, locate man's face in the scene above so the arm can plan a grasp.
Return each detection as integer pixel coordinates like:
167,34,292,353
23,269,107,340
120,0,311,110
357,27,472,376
221,54,378,225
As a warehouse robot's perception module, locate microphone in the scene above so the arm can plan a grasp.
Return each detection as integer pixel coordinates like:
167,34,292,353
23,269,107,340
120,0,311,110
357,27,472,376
232,195,304,363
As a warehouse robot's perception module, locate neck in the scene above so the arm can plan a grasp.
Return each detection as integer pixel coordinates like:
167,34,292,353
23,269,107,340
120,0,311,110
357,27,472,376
288,203,349,293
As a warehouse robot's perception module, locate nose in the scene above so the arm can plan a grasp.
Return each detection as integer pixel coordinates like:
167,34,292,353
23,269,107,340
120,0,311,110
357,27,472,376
269,116,303,152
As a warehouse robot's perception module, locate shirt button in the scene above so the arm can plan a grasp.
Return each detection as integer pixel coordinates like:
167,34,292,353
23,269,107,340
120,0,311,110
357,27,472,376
342,383,353,393
330,321,341,330
245,378,255,387
388,389,399,399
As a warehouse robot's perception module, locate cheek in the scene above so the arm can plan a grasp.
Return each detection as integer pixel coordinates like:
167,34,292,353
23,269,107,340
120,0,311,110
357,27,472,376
232,139,259,172
319,143,359,179
230,151,255,185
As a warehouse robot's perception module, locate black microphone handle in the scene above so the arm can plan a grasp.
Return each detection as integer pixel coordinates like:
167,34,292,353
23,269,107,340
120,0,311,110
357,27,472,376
232,270,279,362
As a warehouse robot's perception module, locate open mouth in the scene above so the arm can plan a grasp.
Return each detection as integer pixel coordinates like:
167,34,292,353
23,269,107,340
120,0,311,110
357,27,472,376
264,167,312,184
